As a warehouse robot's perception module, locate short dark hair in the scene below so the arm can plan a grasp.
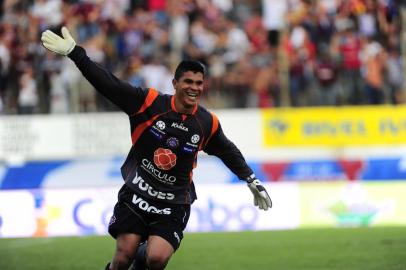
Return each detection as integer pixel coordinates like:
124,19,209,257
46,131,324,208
174,60,206,80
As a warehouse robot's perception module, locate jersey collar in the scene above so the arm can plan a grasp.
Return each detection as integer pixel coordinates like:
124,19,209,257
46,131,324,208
171,95,198,115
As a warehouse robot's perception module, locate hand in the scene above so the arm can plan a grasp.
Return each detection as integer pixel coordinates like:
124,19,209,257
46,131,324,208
41,27,76,56
247,176,272,210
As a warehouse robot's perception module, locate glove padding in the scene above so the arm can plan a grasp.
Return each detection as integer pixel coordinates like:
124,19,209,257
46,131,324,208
41,27,76,56
247,177,272,211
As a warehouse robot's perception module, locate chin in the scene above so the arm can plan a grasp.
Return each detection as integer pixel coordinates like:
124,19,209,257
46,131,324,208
184,102,197,109
185,99,199,107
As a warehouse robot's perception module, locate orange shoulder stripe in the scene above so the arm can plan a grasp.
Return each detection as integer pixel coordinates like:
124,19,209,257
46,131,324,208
135,88,159,115
131,112,164,144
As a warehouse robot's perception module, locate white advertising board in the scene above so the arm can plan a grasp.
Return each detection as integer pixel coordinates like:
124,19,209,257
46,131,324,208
0,113,131,161
0,110,263,161
0,183,296,238
1,182,405,238
2,109,406,162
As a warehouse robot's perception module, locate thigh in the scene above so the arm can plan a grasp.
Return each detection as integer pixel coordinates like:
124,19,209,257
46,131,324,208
148,205,190,251
108,199,148,240
110,233,143,268
147,235,175,260
116,233,143,257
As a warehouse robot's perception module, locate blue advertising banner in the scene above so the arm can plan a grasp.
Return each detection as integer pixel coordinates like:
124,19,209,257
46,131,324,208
1,156,406,190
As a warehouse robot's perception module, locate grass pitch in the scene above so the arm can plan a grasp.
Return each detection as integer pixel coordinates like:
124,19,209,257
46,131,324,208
0,227,405,270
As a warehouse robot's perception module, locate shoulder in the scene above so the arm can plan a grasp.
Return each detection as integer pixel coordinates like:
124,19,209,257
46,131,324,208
195,105,219,133
131,88,169,115
145,88,172,104
195,105,214,121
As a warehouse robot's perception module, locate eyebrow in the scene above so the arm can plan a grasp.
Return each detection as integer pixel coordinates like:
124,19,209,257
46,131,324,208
184,78,203,84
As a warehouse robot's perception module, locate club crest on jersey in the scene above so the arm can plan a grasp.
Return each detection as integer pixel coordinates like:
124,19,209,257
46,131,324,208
166,137,179,149
154,148,177,170
171,122,188,132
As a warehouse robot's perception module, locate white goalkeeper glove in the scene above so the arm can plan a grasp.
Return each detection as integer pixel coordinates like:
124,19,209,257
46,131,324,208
41,26,76,56
246,175,272,211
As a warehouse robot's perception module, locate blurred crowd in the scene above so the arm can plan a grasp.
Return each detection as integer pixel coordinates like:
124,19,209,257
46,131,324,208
0,0,404,114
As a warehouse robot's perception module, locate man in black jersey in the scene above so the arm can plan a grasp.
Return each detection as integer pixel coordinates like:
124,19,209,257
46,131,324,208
41,27,272,270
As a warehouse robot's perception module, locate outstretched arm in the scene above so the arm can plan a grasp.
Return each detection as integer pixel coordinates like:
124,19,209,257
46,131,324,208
204,124,272,210
41,27,147,115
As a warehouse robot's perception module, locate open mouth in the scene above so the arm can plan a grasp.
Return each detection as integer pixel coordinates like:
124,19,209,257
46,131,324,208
186,92,199,100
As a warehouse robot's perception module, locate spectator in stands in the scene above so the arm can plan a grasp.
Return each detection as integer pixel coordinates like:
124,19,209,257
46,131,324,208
261,0,288,51
123,55,146,89
17,67,38,114
30,0,63,28
386,47,404,104
314,47,340,106
331,18,364,105
363,39,387,104
167,0,190,63
139,56,174,95
314,1,336,48
284,25,316,106
253,60,280,108
49,68,69,114
0,31,10,112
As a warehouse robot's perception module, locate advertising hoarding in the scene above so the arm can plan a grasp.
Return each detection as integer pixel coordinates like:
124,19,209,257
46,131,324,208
262,106,406,147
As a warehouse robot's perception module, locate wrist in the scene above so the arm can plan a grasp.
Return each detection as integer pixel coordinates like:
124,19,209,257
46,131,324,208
245,174,256,184
66,43,76,55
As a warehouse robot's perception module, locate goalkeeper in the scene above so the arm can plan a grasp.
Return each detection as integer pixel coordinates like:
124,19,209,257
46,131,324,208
41,27,272,270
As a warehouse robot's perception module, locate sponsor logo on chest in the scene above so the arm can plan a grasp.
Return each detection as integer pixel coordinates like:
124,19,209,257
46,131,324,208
171,122,189,132
183,134,200,152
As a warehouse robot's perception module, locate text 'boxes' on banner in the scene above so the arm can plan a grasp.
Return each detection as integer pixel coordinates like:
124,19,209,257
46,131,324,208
262,106,406,147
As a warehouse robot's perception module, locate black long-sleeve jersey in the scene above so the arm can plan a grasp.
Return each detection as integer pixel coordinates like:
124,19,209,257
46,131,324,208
68,46,253,205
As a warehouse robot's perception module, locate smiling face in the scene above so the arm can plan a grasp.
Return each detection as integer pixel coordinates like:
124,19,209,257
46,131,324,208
172,71,204,114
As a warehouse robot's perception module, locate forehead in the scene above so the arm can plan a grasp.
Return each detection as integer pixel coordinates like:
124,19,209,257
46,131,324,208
178,71,204,81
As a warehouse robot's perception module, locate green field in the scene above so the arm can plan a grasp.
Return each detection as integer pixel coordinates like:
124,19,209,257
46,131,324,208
1,227,405,270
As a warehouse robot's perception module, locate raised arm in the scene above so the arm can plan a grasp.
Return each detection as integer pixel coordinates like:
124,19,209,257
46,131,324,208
41,27,147,115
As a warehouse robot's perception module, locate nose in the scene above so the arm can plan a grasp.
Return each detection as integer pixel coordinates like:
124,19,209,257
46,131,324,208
192,83,199,90
191,82,202,91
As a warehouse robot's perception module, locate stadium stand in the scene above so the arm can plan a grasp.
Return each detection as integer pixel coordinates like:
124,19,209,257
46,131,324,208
0,0,404,114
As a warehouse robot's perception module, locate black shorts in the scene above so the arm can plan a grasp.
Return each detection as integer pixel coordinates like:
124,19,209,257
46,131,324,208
108,185,190,250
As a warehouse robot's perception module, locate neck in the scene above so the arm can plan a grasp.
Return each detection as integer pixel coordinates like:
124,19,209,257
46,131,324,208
174,96,195,114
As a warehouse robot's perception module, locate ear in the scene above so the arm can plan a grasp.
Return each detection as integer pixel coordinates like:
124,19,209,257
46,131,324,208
172,78,177,89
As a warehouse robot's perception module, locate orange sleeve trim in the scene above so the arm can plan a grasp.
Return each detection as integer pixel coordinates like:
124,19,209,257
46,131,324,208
202,112,219,149
135,88,159,115
209,112,219,137
131,112,164,144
